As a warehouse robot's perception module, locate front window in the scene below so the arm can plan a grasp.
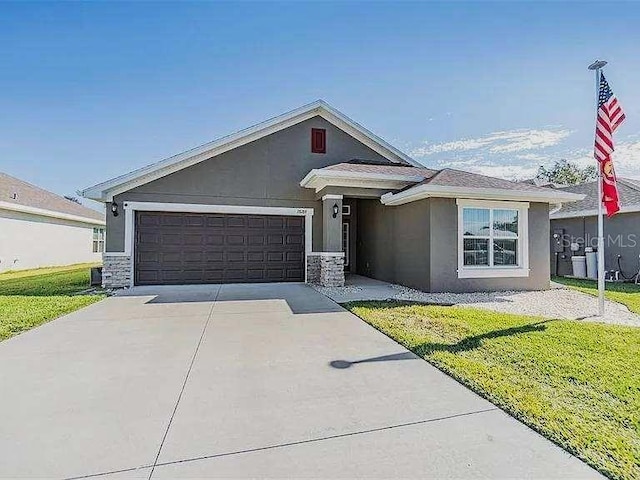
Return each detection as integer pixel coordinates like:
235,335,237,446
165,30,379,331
457,200,528,278
93,228,105,253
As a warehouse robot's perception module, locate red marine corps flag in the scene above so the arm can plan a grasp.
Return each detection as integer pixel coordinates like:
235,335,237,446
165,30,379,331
594,72,626,216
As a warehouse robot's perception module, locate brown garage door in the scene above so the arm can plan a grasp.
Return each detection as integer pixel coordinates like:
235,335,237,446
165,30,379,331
134,212,305,285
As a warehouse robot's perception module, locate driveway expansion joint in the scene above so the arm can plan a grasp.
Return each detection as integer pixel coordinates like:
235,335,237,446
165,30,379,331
153,407,500,469
64,406,499,480
147,287,221,479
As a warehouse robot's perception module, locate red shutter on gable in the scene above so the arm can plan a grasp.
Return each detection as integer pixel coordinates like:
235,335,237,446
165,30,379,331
311,128,326,154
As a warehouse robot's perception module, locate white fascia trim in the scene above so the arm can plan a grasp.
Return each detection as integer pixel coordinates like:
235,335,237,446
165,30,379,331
456,199,530,279
300,169,424,193
550,204,640,219
381,184,586,206
122,201,314,217
321,194,343,201
549,203,563,216
117,201,314,286
0,201,106,226
81,100,420,202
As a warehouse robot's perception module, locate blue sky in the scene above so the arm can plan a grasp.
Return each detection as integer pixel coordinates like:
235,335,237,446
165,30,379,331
2,2,640,208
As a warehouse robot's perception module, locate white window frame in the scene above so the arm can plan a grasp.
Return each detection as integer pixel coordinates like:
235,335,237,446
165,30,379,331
92,227,105,253
456,199,529,279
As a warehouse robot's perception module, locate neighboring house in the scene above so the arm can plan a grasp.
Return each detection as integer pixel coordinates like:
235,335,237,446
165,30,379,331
550,179,640,278
82,101,582,292
0,172,105,272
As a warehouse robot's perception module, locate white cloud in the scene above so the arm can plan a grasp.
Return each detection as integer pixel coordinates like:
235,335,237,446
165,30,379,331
410,127,573,158
425,138,640,182
515,153,548,161
462,164,540,181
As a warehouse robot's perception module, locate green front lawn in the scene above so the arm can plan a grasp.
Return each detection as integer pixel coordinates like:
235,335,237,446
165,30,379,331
0,264,104,341
347,301,640,480
553,276,640,314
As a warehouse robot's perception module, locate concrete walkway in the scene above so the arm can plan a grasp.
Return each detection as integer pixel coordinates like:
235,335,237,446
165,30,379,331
0,283,600,478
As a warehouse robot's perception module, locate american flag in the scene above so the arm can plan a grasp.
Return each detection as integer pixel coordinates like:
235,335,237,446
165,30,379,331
594,72,625,216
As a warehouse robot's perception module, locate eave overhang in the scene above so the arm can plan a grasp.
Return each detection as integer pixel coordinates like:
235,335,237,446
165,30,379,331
380,184,586,206
550,204,640,219
0,201,106,226
299,169,424,193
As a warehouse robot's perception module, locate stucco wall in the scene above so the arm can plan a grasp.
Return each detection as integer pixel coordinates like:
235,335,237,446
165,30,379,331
550,213,640,278
356,198,431,291
357,198,550,293
106,116,393,253
429,199,550,292
0,210,102,272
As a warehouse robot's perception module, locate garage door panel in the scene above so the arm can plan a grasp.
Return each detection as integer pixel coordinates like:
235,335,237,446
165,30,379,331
286,234,303,245
247,252,265,262
185,215,205,226
286,268,304,280
160,215,184,227
135,211,305,285
160,233,182,245
247,235,265,245
226,216,246,228
205,251,224,262
286,217,304,228
205,234,224,245
286,251,303,262
247,217,266,229
226,235,245,245
266,252,283,262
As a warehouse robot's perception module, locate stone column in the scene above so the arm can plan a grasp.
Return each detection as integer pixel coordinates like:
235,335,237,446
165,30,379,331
102,253,132,289
322,194,343,252
306,252,345,287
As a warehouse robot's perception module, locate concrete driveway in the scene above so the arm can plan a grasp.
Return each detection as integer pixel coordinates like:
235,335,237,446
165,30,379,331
0,283,599,479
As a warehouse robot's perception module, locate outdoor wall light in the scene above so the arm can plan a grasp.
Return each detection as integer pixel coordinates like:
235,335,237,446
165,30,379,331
332,203,339,218
111,201,119,217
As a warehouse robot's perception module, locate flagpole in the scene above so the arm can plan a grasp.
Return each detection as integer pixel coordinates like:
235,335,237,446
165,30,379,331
589,59,607,316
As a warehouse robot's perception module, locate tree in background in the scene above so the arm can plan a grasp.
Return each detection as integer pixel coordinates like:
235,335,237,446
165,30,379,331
536,159,597,186
64,195,81,204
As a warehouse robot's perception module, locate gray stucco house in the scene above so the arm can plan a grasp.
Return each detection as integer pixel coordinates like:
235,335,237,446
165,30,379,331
82,101,582,292
550,179,640,278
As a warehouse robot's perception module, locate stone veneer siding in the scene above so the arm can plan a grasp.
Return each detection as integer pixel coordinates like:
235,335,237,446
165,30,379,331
307,253,344,287
102,253,131,289
307,254,321,284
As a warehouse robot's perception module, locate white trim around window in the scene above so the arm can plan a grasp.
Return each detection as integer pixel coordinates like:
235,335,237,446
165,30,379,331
92,227,105,253
456,199,529,279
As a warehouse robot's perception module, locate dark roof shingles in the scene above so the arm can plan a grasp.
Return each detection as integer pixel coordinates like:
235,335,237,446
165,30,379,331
318,164,563,195
321,162,438,178
0,172,105,222
555,178,640,213
421,168,556,192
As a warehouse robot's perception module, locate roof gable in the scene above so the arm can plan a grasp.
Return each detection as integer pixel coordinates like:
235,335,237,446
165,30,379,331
82,100,420,201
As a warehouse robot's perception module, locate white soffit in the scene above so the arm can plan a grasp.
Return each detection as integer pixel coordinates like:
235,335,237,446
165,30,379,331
380,184,586,206
300,168,424,193
0,201,106,226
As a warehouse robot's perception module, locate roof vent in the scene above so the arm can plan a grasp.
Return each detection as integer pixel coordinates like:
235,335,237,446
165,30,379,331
10,192,17,200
